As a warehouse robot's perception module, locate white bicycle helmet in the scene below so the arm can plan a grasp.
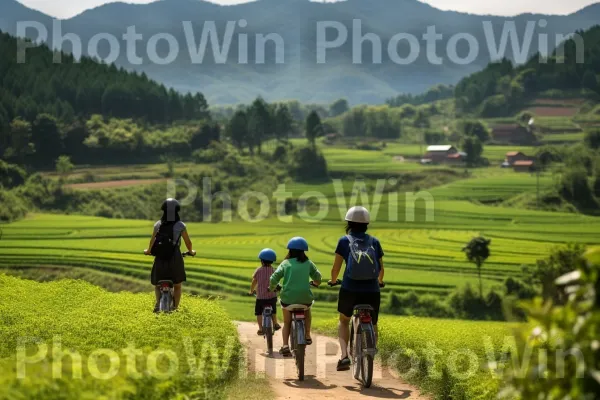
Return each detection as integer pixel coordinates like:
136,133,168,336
345,206,370,223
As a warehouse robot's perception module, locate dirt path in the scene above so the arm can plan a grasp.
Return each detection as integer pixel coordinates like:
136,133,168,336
236,321,429,400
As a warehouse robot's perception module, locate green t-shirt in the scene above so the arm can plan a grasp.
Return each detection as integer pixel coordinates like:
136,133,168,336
269,258,322,305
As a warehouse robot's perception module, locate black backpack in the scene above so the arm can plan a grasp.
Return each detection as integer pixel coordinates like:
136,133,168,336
151,221,178,260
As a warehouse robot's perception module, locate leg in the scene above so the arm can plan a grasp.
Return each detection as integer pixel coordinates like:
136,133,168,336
305,309,312,340
256,315,263,331
338,313,351,359
173,283,182,308
374,324,379,345
272,313,280,326
281,309,292,347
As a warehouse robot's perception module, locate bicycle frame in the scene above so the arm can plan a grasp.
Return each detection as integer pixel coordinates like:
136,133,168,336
352,309,377,358
157,280,174,312
262,305,274,331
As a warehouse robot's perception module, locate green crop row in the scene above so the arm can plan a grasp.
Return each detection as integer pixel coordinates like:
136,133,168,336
0,275,242,400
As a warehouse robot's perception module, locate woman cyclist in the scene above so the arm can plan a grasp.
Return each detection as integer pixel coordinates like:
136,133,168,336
144,198,196,312
329,206,384,371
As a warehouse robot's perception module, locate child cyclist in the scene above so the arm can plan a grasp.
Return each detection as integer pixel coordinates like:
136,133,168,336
269,237,322,356
249,248,281,335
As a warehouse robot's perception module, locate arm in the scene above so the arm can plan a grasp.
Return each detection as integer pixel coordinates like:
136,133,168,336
330,253,344,282
310,262,322,286
144,231,157,255
249,277,258,295
269,264,284,291
378,258,384,284
181,230,196,256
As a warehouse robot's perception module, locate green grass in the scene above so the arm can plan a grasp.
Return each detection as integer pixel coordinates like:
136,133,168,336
0,274,242,399
313,315,523,400
2,199,600,317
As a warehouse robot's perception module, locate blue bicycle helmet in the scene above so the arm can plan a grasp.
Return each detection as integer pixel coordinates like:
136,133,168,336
287,237,309,251
258,248,277,263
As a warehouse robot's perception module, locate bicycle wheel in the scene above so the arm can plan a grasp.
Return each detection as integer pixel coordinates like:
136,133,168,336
352,320,361,380
361,327,375,388
265,317,274,356
159,292,169,312
296,344,305,381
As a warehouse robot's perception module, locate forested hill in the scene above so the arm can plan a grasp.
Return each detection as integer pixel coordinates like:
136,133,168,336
2,0,600,104
455,25,600,117
0,31,209,126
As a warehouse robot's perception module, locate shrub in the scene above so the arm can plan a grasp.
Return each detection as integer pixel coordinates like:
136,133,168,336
288,145,329,182
0,190,29,222
0,275,242,399
0,160,26,189
499,248,600,399
480,94,510,117
193,141,230,164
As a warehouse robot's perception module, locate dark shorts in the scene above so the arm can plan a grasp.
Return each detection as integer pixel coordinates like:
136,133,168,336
255,298,278,316
150,250,186,285
337,288,381,325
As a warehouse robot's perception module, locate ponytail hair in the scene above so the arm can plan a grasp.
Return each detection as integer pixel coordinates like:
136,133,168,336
285,249,308,263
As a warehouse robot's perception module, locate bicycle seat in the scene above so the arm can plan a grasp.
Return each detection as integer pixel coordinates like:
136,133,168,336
283,302,313,311
157,280,174,287
354,304,374,311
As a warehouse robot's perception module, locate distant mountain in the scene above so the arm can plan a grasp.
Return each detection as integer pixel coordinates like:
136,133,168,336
1,0,600,105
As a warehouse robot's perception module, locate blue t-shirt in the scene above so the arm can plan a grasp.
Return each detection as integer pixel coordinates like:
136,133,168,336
335,232,384,293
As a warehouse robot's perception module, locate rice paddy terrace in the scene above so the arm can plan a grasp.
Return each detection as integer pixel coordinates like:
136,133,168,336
2,170,599,319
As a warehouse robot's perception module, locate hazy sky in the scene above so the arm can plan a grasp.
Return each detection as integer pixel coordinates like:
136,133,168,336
19,0,600,19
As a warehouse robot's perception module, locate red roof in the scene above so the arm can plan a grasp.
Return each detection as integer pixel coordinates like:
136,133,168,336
506,151,523,157
513,160,534,166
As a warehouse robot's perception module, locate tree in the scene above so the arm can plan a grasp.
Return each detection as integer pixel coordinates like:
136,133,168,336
274,104,293,142
329,98,349,117
6,118,34,165
462,236,491,298
581,69,599,92
461,136,483,167
584,130,600,150
55,155,74,182
413,109,430,128
247,98,272,154
32,114,62,166
523,244,586,303
459,120,490,142
226,110,248,151
305,110,323,146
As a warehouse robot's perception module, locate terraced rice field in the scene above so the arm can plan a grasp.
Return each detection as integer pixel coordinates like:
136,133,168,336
2,174,599,318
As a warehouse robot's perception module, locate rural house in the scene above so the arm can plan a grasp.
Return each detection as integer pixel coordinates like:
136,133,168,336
513,160,536,172
491,124,537,145
423,145,458,163
446,152,467,166
505,151,529,165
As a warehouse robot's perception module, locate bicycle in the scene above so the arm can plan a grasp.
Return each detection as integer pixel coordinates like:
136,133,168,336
149,251,195,313
250,286,281,356
328,279,385,388
280,281,318,381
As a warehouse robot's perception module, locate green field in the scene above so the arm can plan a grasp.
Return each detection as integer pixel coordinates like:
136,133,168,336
0,274,242,399
2,181,599,320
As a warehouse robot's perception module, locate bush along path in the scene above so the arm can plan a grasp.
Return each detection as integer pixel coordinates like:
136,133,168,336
236,321,429,399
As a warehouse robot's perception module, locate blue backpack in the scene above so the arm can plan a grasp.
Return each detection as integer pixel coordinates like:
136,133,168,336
346,235,379,280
